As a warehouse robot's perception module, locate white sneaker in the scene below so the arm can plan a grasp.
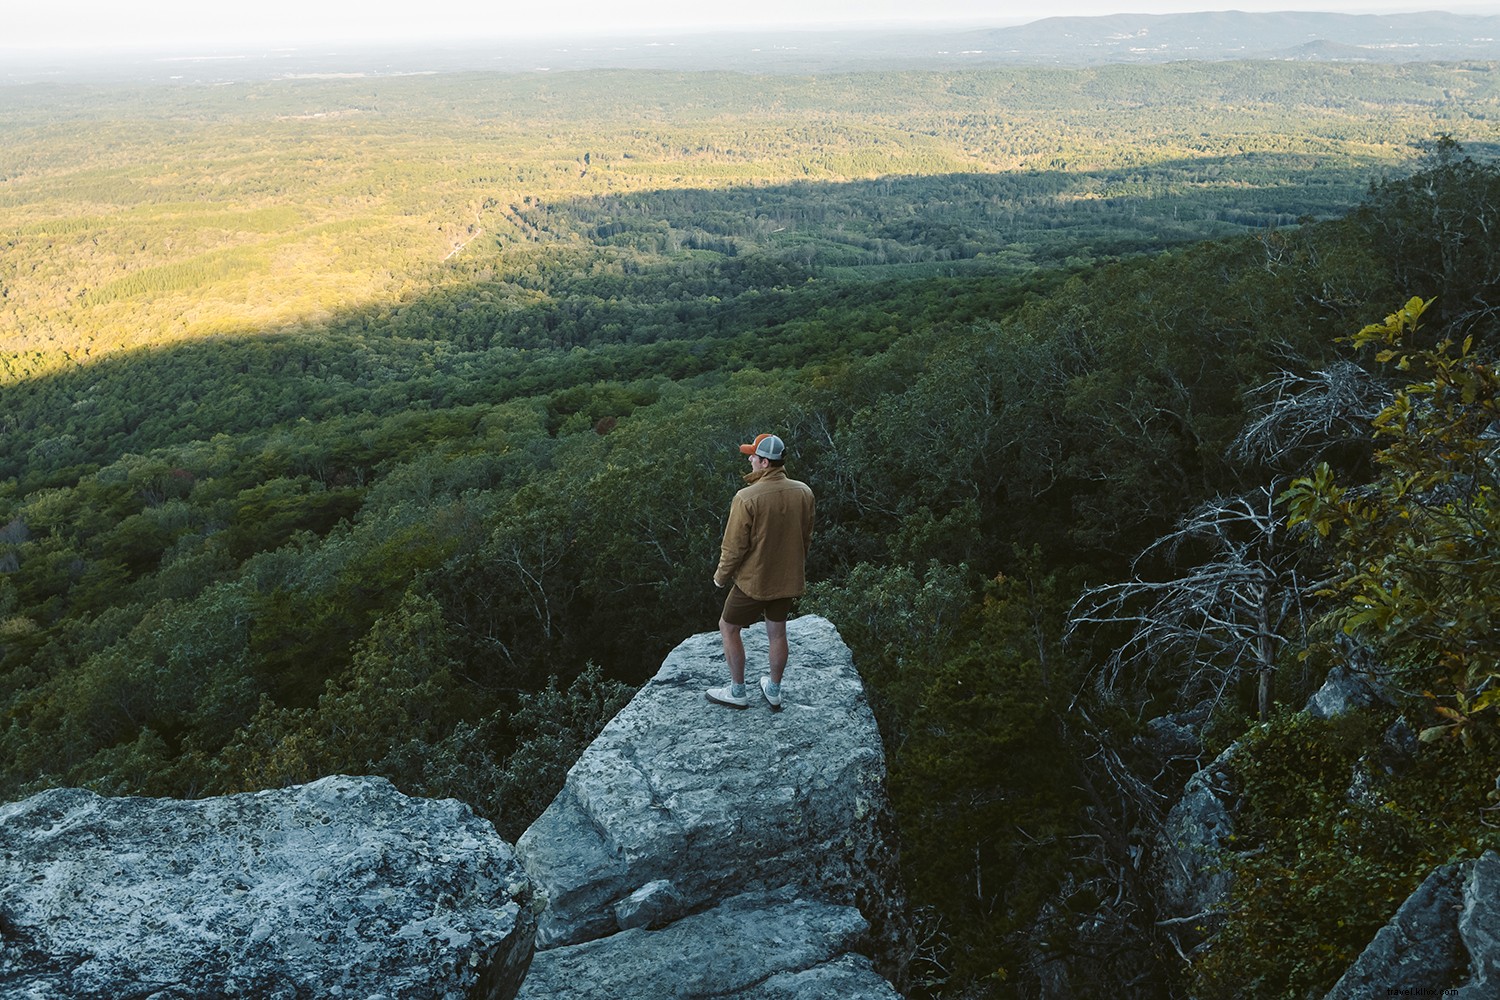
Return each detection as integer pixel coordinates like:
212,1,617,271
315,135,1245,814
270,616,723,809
706,685,749,709
759,677,783,710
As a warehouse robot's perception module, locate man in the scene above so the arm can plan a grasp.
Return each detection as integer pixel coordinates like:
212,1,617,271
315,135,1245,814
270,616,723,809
707,432,816,710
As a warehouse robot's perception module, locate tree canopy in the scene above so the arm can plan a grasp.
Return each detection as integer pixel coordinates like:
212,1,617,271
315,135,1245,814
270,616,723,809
4,62,1500,999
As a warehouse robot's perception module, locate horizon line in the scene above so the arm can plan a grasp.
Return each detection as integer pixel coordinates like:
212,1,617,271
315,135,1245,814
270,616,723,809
6,7,1498,59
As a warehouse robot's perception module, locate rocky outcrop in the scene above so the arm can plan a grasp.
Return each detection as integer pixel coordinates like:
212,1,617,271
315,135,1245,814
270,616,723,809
518,889,896,999
0,618,906,998
0,775,536,999
1137,658,1500,993
514,615,907,999
1456,852,1500,997
1137,700,1212,769
1326,851,1500,999
1305,663,1388,720
1153,746,1238,953
1152,662,1403,959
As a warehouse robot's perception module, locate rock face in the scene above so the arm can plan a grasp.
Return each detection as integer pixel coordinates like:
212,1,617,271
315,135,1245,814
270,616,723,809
1137,700,1212,768
1152,661,1399,960
519,889,896,1000
514,615,907,999
1327,851,1500,999
0,775,536,1000
1305,663,1388,720
1324,860,1467,999
1153,746,1238,952
1455,852,1500,998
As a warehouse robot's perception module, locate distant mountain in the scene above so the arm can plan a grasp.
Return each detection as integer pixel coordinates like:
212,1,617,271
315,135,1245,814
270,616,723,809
968,11,1500,64
9,10,1500,83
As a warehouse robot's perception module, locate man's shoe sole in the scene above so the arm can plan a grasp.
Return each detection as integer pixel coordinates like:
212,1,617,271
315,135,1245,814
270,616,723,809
706,692,749,709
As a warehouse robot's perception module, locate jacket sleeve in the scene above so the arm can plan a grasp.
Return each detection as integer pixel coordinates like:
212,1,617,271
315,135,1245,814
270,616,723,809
714,495,751,585
804,491,815,553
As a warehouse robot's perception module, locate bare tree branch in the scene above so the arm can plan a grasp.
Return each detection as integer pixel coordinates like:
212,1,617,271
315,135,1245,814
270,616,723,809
1067,486,1306,719
1232,360,1387,467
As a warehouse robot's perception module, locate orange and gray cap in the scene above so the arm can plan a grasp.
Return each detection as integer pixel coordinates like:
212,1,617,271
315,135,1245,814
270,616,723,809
739,433,786,460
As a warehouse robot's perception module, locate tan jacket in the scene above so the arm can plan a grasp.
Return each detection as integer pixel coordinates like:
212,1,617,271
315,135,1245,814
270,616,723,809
714,467,815,601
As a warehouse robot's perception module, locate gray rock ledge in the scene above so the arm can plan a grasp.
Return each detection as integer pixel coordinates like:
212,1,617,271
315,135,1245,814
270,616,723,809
515,614,907,998
1326,850,1500,999
0,774,536,1000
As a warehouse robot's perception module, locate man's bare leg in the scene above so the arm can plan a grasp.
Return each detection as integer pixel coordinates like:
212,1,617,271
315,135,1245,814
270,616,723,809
706,617,751,708
719,618,746,686
766,618,788,685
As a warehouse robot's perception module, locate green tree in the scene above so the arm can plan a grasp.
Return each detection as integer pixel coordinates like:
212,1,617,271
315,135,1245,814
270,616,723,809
215,588,464,790
1284,296,1500,742
1358,139,1500,339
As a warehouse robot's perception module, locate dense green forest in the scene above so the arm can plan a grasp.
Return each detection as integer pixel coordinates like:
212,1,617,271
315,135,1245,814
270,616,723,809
4,61,1500,997
8,59,1500,379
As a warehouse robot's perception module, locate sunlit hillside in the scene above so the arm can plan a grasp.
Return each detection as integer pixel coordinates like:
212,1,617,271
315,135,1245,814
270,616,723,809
6,62,1500,382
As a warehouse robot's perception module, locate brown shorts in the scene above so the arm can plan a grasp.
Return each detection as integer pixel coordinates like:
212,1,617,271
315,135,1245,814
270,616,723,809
721,585,795,628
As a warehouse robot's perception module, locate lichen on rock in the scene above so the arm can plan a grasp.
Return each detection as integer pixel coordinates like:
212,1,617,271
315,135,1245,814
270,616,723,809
0,774,536,1000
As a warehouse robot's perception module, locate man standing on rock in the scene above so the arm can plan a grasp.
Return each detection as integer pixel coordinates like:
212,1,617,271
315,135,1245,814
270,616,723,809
708,433,815,710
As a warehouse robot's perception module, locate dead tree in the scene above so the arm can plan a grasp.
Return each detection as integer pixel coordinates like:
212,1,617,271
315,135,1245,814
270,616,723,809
1232,360,1387,471
1068,485,1305,721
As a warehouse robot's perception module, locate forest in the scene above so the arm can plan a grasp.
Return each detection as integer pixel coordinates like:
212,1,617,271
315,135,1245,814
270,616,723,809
3,58,1500,997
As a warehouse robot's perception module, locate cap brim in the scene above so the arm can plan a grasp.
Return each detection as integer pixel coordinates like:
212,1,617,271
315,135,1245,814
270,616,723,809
738,444,756,454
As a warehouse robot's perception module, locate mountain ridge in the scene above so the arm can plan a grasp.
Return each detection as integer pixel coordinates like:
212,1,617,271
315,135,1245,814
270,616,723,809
9,10,1500,83
974,10,1500,64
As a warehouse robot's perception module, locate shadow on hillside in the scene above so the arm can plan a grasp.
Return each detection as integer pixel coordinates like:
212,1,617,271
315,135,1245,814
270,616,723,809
3,151,1390,490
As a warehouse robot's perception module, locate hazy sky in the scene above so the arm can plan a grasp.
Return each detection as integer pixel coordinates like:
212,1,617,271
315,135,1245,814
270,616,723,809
9,0,1499,52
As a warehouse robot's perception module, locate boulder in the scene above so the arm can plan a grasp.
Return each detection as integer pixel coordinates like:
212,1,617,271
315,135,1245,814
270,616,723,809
1454,851,1500,999
1138,700,1212,768
1381,716,1421,764
1324,860,1466,998
1326,850,1500,999
1153,746,1238,952
1305,663,1387,720
0,775,536,1000
514,615,906,998
517,889,898,999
